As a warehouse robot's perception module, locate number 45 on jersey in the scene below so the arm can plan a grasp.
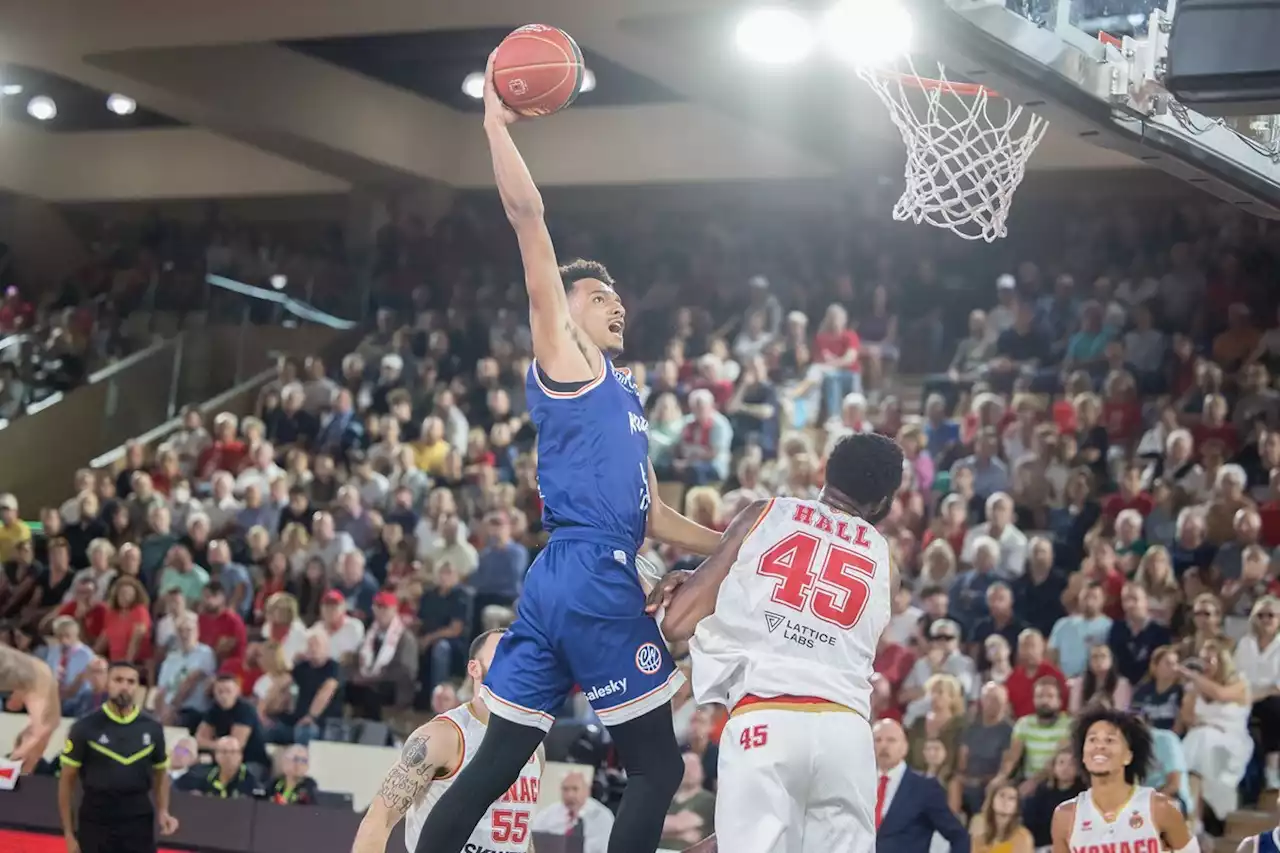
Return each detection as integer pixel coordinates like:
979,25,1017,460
757,530,879,630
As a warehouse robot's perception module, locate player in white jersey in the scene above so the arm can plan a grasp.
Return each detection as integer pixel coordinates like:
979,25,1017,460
351,629,544,853
1052,708,1195,853
648,432,905,853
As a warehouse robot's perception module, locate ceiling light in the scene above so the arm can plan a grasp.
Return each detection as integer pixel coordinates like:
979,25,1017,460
735,8,815,65
106,93,136,116
1,84,22,96
823,0,913,68
461,71,485,100
26,96,56,121
580,68,597,94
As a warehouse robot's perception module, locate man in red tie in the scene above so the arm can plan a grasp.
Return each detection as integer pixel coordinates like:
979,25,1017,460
529,770,615,853
872,720,970,853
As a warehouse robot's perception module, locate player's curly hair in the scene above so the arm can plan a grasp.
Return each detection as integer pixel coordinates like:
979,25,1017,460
824,433,904,525
559,259,615,293
1071,706,1153,783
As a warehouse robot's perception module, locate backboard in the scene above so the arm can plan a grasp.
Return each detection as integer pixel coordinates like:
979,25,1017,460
904,0,1280,216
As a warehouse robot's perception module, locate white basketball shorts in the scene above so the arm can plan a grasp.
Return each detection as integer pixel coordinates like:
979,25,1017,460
715,705,877,853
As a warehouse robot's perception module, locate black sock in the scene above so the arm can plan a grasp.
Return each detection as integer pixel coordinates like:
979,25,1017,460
412,715,544,853
606,703,685,853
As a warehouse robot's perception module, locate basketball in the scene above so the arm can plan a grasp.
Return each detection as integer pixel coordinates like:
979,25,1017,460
492,24,585,118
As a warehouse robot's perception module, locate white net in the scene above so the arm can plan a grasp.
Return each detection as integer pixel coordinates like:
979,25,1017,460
857,58,1050,242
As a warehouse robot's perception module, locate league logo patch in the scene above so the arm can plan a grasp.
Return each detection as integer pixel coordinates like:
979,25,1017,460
1128,812,1144,830
635,642,663,675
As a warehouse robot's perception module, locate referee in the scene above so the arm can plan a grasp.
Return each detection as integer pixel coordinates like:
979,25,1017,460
57,661,180,853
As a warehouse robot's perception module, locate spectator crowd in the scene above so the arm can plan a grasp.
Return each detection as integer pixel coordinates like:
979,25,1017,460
4,193,1280,848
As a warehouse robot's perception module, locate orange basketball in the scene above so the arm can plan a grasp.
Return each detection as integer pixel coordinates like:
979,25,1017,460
492,24,585,118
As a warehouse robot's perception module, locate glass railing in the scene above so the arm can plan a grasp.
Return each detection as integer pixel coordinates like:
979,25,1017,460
0,321,358,511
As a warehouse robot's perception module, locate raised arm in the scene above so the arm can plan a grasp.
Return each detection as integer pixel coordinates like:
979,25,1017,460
1,645,60,771
351,720,462,853
660,500,769,642
482,53,598,385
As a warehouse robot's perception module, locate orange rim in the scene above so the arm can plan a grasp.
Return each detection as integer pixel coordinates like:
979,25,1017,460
868,69,998,98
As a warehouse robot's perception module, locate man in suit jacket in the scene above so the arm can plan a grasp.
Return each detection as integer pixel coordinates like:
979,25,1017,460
873,719,970,853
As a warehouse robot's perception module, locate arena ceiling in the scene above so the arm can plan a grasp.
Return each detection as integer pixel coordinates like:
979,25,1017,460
0,0,1140,203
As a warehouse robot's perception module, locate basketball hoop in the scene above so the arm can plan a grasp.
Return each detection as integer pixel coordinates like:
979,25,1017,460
857,58,1049,242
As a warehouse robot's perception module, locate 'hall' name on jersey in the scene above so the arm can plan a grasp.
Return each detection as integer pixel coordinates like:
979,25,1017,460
791,504,874,548
497,775,540,805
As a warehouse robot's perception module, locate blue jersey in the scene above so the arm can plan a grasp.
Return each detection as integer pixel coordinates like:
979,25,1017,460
1260,829,1280,853
525,358,651,549
481,358,682,732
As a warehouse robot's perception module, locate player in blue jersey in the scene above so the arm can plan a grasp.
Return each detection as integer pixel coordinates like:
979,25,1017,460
411,53,723,853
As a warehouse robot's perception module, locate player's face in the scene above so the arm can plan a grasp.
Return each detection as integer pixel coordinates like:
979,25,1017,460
569,279,625,355
1082,721,1131,778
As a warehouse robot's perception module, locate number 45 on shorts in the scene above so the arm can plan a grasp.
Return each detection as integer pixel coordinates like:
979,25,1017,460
739,724,768,750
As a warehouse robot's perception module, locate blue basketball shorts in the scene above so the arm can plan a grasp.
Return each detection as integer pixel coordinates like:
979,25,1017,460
480,529,685,731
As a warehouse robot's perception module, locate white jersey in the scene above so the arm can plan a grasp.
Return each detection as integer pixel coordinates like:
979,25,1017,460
404,703,542,853
688,496,892,717
1068,786,1163,853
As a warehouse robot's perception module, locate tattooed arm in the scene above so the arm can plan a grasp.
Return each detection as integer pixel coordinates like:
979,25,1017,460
351,720,462,853
1,645,60,772
482,56,601,386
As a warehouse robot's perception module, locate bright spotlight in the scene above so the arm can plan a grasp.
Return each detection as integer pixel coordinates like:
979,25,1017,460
1,84,22,96
26,96,56,121
270,274,287,291
106,93,137,116
461,71,485,100
735,8,815,65
580,68,597,94
823,0,913,68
